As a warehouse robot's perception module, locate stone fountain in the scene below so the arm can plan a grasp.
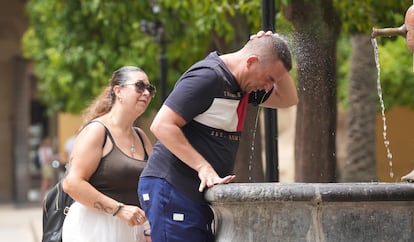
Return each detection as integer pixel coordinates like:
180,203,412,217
205,5,414,242
205,183,414,241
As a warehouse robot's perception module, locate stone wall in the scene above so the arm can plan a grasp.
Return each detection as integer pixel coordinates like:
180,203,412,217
206,182,414,242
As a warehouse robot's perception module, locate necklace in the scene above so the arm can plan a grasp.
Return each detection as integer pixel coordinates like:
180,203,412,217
130,128,137,155
131,143,137,154
108,114,137,155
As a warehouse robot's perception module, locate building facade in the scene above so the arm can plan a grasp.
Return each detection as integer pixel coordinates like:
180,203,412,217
0,0,56,204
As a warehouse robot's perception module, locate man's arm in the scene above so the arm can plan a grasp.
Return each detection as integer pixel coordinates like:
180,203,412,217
251,31,298,108
150,105,235,192
261,71,298,108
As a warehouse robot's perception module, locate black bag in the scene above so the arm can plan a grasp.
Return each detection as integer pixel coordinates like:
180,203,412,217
42,180,74,242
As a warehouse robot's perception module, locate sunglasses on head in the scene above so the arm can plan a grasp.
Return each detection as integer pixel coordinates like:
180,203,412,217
122,80,156,97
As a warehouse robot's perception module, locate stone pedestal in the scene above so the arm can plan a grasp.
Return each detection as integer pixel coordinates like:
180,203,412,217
205,183,414,242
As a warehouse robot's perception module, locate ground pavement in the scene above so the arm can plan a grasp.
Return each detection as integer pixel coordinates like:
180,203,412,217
0,204,42,242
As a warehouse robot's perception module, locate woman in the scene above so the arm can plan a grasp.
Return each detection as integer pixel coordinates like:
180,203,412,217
62,66,155,242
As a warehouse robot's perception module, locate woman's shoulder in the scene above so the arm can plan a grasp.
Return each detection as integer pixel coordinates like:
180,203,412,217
78,119,107,136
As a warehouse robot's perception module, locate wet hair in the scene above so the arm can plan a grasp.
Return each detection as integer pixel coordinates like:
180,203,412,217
272,35,292,71
82,66,145,124
243,34,292,71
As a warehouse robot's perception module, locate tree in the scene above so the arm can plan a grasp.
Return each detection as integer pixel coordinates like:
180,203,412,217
283,0,341,182
22,0,263,114
335,0,412,182
22,1,160,113
342,33,377,182
22,0,271,181
26,0,414,184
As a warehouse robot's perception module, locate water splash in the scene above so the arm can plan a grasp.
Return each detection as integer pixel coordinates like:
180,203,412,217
371,38,394,178
247,108,261,181
248,91,270,181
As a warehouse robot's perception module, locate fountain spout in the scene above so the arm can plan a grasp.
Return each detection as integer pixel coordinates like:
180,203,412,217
371,5,414,53
371,24,407,39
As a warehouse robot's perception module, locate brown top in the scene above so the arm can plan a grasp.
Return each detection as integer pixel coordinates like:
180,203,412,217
89,122,147,206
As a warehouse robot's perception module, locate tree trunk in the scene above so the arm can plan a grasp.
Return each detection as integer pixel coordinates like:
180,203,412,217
284,0,341,182
341,34,377,182
234,105,264,182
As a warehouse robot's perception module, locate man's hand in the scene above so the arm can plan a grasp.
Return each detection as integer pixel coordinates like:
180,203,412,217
250,30,274,40
197,163,236,192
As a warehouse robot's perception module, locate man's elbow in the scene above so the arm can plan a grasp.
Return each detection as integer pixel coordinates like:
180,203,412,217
150,121,162,138
278,94,299,108
150,116,171,139
290,95,299,106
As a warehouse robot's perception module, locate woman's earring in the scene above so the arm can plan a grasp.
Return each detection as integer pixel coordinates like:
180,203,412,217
118,97,123,103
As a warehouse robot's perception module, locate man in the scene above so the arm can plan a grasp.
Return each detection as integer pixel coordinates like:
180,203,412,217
138,31,298,241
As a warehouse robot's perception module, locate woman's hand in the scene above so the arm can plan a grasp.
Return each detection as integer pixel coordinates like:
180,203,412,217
115,204,148,226
144,228,152,242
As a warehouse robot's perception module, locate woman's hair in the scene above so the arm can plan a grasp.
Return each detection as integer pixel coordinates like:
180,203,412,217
81,66,145,124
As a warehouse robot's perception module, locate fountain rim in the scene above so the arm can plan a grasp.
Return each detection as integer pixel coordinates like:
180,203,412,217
205,182,414,203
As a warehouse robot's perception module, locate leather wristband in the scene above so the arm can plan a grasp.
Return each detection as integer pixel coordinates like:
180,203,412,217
112,202,124,216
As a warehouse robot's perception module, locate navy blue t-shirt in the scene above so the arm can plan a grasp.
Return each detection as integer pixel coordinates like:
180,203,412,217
141,52,270,204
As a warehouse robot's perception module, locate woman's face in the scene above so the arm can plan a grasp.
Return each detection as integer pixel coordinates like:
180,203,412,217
119,71,155,114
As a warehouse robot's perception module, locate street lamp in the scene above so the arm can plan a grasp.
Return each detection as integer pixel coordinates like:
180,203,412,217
140,1,168,103
262,0,279,182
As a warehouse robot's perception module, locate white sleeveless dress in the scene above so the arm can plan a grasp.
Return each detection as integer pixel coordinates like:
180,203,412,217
62,202,146,242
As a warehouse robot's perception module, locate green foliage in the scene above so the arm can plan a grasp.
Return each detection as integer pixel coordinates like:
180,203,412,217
26,0,414,114
23,0,160,113
23,0,268,114
336,34,351,109
336,34,414,110
334,0,412,34
378,38,414,109
334,0,414,110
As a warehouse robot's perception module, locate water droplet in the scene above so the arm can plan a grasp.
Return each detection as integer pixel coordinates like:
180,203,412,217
248,102,264,182
372,38,394,179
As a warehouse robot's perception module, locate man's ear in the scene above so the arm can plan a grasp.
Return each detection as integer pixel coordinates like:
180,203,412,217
246,55,259,68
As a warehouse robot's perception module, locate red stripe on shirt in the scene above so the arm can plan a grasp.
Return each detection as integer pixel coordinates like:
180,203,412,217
236,94,249,132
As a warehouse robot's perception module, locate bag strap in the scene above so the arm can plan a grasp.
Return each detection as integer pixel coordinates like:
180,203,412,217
56,180,73,211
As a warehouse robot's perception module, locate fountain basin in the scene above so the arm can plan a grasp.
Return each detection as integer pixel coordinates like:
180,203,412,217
205,183,414,242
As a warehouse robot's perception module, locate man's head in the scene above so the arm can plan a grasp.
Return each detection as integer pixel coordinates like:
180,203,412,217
242,34,292,71
234,34,293,93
